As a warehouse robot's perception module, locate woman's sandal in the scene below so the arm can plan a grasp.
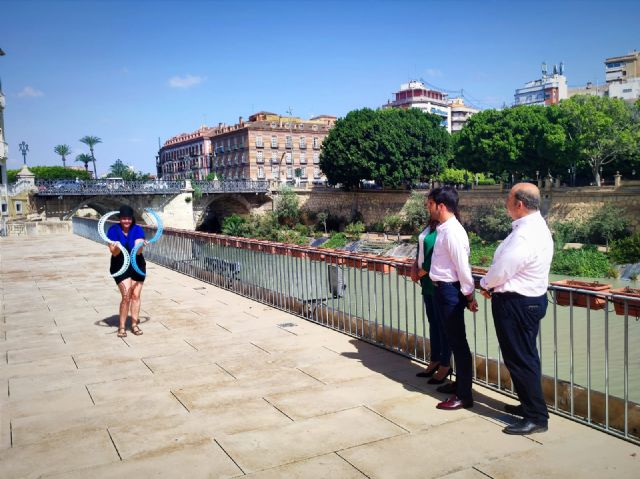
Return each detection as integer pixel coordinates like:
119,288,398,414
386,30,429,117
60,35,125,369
117,328,127,338
131,324,143,336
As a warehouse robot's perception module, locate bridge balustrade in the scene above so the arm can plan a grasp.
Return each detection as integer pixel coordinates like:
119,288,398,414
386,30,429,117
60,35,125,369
35,179,184,195
72,216,640,444
34,179,271,196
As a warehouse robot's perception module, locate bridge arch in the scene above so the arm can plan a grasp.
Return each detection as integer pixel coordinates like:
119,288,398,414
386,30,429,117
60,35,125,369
196,194,253,232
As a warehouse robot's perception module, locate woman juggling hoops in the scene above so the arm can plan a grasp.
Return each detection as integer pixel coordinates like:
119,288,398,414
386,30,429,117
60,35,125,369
106,205,147,337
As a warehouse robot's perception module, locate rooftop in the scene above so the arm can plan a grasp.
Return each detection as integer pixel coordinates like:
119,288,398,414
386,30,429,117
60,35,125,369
0,233,638,477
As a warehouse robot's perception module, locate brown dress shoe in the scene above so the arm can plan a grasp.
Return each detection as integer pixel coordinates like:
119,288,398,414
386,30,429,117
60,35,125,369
436,395,473,410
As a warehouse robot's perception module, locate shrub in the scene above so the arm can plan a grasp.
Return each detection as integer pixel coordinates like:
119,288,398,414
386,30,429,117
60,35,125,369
221,214,248,236
294,223,312,236
344,221,365,240
610,231,640,264
551,220,588,248
274,185,300,226
473,204,512,242
470,241,498,267
403,191,429,233
321,232,349,249
8,166,92,182
551,248,612,277
585,204,630,246
383,214,403,240
368,222,385,233
316,212,328,234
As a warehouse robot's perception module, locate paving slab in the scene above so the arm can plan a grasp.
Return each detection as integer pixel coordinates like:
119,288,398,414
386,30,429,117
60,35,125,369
242,452,366,478
217,406,407,473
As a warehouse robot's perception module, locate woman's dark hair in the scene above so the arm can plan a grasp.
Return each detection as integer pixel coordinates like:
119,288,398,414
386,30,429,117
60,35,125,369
118,205,136,224
428,186,461,222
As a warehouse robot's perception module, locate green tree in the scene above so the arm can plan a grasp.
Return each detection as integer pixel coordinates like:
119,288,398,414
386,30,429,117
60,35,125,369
75,153,93,172
320,108,450,189
79,135,102,178
557,95,640,186
383,214,403,241
108,159,130,178
454,106,566,180
274,185,300,226
317,211,328,234
344,221,365,240
472,203,512,241
53,144,71,167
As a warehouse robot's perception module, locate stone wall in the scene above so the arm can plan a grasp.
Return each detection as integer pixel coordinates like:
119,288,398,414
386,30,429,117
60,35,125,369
287,184,640,231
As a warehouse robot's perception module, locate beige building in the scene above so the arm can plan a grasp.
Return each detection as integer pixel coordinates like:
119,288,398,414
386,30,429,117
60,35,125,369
605,50,640,101
158,112,336,184
448,97,479,132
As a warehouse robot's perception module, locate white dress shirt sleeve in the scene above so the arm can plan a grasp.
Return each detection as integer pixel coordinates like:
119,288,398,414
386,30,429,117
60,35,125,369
444,230,475,296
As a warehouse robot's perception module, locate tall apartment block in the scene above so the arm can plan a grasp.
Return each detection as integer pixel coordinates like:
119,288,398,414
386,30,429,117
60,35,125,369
157,112,336,183
605,50,640,101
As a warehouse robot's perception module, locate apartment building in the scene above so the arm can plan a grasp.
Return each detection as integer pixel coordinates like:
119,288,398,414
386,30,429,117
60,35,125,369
157,112,336,183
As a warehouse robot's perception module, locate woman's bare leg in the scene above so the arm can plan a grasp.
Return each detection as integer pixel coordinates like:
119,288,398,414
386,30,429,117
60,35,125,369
129,280,144,331
117,278,133,332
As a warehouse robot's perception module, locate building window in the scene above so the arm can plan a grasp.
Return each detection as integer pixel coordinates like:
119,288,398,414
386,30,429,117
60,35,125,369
271,136,278,148
256,151,264,163
285,152,292,164
287,166,293,179
255,136,263,148
299,136,306,149
285,135,292,148
312,124,318,131
15,201,23,214
300,167,308,179
299,152,306,164
314,167,321,178
1,203,7,215
313,152,319,164
271,165,279,178
271,152,278,164
270,121,277,128
312,137,319,149
257,166,265,179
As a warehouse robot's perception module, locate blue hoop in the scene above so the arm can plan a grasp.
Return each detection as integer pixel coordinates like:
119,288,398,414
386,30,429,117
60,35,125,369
98,211,130,278
130,208,163,277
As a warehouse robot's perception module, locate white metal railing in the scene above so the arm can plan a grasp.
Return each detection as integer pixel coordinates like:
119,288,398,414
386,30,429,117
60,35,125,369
73,217,640,444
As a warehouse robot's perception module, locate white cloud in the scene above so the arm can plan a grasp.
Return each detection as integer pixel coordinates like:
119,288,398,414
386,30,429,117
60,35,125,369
168,74,205,89
424,68,443,78
18,86,44,97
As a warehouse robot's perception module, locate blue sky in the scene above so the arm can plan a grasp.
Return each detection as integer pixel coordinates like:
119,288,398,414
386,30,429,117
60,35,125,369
2,0,639,175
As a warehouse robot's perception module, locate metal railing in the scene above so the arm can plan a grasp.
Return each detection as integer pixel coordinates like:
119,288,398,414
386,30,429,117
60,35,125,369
34,179,271,196
192,180,270,194
35,179,184,195
73,216,639,444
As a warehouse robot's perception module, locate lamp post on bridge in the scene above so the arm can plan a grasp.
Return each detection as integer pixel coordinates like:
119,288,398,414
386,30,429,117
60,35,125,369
18,141,29,165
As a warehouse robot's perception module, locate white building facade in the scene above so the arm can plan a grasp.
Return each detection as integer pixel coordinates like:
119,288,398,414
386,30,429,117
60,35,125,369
514,62,568,106
383,81,452,132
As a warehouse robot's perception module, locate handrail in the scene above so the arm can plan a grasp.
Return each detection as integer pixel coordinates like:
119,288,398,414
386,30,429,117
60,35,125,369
72,216,639,444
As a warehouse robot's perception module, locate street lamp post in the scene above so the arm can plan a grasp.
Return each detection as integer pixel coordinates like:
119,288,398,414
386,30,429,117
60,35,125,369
18,141,29,165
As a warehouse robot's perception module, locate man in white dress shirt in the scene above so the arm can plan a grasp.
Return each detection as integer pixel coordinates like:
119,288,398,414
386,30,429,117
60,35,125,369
480,182,554,435
427,186,479,410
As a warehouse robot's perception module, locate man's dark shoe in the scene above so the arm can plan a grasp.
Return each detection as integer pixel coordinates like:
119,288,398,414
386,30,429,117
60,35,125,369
502,419,548,435
436,395,473,410
436,381,456,394
504,404,524,416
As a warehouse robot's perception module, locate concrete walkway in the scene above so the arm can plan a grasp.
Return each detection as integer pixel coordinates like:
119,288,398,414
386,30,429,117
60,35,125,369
1,233,638,478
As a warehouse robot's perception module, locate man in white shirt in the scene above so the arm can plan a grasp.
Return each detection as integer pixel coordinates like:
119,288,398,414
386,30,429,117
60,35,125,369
480,183,554,435
427,187,478,410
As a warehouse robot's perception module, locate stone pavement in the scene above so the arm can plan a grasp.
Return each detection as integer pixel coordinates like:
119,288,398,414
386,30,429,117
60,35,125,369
0,233,638,478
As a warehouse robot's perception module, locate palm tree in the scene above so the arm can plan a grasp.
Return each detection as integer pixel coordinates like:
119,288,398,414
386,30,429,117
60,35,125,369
79,136,102,178
53,144,71,167
75,153,93,173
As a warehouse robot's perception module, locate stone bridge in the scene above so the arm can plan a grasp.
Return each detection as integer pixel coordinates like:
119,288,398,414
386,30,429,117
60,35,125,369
31,179,273,231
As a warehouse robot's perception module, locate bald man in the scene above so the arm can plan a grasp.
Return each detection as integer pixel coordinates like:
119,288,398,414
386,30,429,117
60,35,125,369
480,183,554,435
